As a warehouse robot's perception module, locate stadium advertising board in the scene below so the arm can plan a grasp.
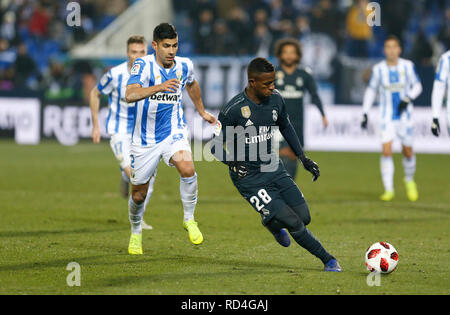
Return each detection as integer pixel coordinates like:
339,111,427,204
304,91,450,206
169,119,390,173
0,98,448,154
0,97,40,145
303,105,450,154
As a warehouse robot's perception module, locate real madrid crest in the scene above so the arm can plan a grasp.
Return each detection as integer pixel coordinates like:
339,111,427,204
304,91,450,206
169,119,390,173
272,109,278,121
296,77,303,87
276,71,285,86
241,106,251,118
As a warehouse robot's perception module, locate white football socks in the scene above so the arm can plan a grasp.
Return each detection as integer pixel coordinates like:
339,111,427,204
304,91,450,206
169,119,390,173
380,156,394,192
403,155,416,182
180,173,198,222
128,197,145,234
143,174,156,211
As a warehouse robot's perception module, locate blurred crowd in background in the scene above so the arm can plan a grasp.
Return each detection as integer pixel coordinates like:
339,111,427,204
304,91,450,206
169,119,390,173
174,0,449,59
0,0,449,102
0,0,133,98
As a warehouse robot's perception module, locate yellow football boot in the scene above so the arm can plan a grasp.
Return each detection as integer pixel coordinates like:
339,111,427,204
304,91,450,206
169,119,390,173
380,190,395,201
404,179,418,202
128,233,143,255
183,220,204,245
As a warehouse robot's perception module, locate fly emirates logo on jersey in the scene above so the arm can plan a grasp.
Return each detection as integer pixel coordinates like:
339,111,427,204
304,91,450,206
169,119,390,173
245,126,276,144
149,92,180,104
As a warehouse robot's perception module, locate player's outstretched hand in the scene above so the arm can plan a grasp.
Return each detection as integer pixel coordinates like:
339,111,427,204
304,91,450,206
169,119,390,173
230,163,249,178
91,126,101,143
398,97,410,114
200,110,217,125
431,118,440,137
361,114,368,129
300,156,320,182
159,79,180,93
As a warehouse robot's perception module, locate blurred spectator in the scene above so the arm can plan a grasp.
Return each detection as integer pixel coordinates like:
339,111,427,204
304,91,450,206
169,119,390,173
28,1,51,37
310,0,343,43
226,7,252,55
251,23,273,57
13,42,36,87
193,7,215,54
0,38,15,70
437,7,450,49
1,11,16,42
381,0,412,45
411,31,434,66
293,15,312,39
42,59,74,100
345,0,372,57
211,19,235,55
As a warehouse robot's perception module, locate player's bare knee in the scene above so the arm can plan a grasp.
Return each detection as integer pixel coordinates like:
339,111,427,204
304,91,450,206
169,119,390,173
131,190,147,204
402,147,413,158
179,166,196,178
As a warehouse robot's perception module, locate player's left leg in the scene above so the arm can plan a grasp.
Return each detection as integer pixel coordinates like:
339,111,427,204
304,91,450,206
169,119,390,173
277,173,340,271
263,198,341,271
168,147,203,245
399,122,418,201
402,145,418,201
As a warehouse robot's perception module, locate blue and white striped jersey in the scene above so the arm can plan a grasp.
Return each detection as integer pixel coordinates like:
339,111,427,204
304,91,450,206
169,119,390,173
432,50,450,118
97,61,135,135
364,58,422,122
127,53,195,146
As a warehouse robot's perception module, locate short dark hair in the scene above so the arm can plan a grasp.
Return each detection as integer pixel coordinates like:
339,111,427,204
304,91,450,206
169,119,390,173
127,35,146,47
274,38,302,60
248,57,275,78
153,23,178,42
385,35,401,46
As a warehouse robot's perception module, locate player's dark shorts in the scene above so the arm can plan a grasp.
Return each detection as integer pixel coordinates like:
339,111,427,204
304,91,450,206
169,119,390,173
230,160,306,224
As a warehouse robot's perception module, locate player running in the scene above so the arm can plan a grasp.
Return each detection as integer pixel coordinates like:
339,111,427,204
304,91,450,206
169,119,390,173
274,38,328,179
431,50,450,137
125,23,216,254
210,57,341,272
90,35,154,230
361,35,422,202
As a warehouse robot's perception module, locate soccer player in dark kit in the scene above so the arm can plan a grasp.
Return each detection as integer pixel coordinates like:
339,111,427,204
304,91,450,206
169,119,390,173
210,57,341,272
274,38,328,179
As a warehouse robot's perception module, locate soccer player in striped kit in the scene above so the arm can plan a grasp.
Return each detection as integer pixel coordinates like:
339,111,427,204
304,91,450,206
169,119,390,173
361,36,422,202
125,23,216,254
431,50,450,137
90,35,154,230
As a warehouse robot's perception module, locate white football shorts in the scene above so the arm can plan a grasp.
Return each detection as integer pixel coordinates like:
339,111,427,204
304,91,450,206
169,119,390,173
130,129,192,185
109,133,132,169
380,119,414,147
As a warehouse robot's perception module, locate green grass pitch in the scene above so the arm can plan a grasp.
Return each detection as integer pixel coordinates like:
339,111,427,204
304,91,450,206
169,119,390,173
0,139,448,295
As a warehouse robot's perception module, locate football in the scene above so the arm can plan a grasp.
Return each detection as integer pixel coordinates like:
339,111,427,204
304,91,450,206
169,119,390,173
365,242,399,274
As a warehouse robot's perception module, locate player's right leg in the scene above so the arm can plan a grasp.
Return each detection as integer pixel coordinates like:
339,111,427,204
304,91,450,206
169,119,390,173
128,182,149,255
127,144,161,254
111,134,155,229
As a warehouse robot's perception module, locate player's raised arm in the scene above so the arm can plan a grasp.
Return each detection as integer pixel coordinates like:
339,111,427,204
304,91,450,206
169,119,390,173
89,86,102,143
185,80,216,125
125,58,180,103
276,96,320,181
304,68,328,128
125,81,180,103
90,70,114,143
431,54,449,137
361,66,380,129
398,63,422,114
